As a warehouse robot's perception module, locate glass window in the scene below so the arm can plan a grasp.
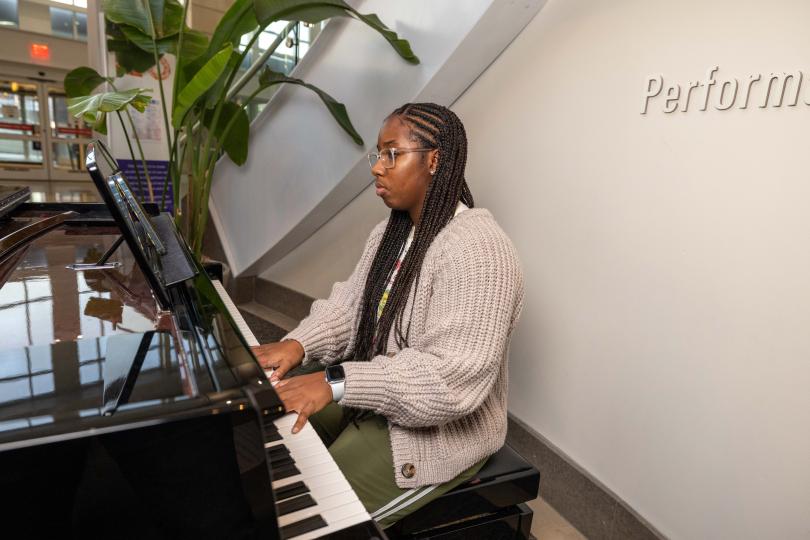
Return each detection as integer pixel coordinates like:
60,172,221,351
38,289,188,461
75,11,86,39
0,379,30,404
32,373,54,395
79,362,100,385
0,281,25,304
0,139,44,165
0,0,18,28
50,7,74,38
77,337,100,362
0,305,30,348
51,141,89,172
0,348,27,378
25,278,52,302
28,300,53,346
0,80,41,133
28,345,52,373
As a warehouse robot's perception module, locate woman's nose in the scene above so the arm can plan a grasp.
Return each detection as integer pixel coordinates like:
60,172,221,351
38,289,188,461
371,162,386,176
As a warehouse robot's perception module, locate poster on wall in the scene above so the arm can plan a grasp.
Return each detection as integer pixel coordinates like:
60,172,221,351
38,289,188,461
116,159,173,212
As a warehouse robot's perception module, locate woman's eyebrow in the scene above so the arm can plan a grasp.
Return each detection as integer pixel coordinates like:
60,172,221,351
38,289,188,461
377,139,398,150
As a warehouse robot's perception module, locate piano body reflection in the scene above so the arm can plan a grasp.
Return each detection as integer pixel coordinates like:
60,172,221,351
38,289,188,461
0,142,383,539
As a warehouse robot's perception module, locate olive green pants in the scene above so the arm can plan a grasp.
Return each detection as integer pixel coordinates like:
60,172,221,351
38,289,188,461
308,402,486,529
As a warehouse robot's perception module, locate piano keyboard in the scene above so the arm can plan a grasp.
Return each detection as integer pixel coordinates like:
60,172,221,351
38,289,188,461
211,280,373,540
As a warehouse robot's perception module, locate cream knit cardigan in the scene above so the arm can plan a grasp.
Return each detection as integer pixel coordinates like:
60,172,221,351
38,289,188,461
284,208,524,488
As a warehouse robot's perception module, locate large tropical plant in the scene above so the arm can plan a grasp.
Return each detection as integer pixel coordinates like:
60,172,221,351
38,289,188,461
66,0,418,257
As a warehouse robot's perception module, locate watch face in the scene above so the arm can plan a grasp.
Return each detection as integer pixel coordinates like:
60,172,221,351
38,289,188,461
326,365,345,382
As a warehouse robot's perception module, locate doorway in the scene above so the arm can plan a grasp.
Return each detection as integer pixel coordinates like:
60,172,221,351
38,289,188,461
0,76,93,181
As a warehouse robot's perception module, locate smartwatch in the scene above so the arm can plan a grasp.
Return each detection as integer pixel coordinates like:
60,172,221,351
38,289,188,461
325,364,346,402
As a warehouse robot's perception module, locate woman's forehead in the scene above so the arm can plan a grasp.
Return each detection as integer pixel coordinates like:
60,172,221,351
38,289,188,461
377,116,411,147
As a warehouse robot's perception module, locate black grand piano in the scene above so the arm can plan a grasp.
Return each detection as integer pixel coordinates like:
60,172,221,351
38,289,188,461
0,141,384,539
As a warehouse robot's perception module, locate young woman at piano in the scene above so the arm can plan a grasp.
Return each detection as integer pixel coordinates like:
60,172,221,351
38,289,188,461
253,102,524,528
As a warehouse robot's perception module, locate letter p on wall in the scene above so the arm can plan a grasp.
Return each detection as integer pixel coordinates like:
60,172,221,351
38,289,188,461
642,75,663,114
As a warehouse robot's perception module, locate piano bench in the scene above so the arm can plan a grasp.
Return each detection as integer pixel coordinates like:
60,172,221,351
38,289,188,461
386,445,540,540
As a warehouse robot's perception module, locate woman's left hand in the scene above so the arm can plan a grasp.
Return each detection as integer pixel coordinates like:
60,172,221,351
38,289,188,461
275,372,334,434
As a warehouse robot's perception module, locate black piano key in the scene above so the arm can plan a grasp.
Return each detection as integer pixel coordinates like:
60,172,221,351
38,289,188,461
270,455,296,470
273,464,301,481
264,430,283,443
275,481,310,502
280,515,328,539
276,494,317,517
266,445,291,460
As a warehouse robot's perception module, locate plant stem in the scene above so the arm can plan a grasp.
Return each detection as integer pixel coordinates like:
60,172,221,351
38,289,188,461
115,111,145,199
172,0,190,108
142,0,174,181
163,0,191,215
123,108,155,201
162,130,178,211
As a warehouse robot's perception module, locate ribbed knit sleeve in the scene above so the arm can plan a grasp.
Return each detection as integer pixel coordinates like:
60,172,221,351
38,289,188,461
283,219,387,365
340,214,524,427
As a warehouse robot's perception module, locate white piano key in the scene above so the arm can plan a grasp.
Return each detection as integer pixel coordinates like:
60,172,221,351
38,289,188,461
272,460,336,489
293,449,337,469
272,466,344,491
211,280,259,347
278,498,367,529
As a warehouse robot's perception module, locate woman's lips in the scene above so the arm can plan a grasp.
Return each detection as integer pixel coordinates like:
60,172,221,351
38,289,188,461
375,184,387,196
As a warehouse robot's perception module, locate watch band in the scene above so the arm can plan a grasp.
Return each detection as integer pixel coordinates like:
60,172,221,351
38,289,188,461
329,380,345,402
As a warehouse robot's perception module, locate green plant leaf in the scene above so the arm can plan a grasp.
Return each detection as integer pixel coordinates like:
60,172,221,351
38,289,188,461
67,88,153,119
207,0,257,59
108,37,156,74
350,11,418,64
252,0,418,64
103,0,151,36
203,101,249,165
64,67,109,98
82,110,108,135
257,67,362,145
103,0,184,38
178,29,208,61
121,25,174,54
172,44,234,128
161,0,184,35
204,51,241,108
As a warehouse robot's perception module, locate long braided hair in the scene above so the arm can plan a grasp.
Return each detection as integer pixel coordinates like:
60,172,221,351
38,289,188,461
353,103,475,366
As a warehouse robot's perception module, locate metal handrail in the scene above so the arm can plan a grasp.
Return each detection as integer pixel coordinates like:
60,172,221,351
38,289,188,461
226,20,298,101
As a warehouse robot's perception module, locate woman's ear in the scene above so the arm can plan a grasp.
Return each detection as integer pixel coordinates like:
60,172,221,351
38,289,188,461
429,150,439,174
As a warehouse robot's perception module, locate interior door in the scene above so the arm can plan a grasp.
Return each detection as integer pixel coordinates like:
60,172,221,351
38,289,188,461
0,78,48,181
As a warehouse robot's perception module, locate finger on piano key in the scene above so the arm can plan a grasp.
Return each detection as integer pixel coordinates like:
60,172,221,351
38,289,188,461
264,369,280,386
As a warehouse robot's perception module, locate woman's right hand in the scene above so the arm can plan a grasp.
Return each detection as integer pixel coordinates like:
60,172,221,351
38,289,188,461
252,340,305,382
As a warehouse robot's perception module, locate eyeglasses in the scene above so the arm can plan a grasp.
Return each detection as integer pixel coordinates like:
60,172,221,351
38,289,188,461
367,147,434,169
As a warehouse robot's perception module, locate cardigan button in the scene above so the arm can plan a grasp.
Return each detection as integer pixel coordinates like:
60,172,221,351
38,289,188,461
386,352,396,358
401,463,416,478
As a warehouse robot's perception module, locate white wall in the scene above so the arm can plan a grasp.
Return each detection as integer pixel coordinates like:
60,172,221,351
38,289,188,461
262,1,810,538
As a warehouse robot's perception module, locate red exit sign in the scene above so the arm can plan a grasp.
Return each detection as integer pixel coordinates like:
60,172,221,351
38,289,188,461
29,43,50,61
